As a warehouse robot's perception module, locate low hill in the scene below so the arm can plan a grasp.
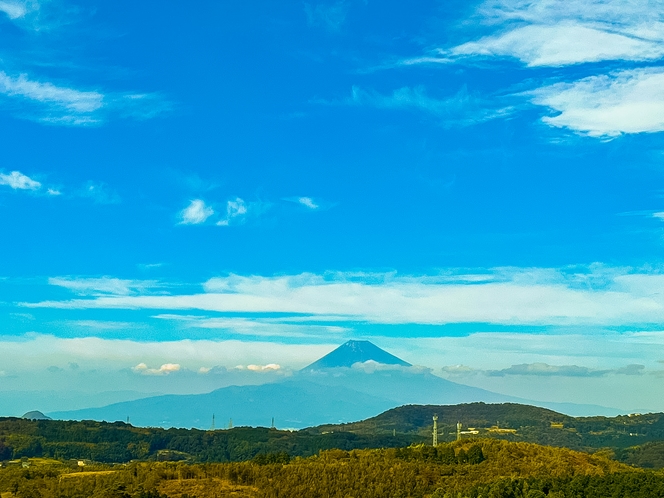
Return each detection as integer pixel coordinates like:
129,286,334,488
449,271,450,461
21,411,52,421
311,402,664,453
312,402,574,434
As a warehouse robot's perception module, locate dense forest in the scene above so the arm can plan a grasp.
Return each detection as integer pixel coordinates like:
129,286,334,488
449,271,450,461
1,439,663,498
0,417,418,463
4,402,664,469
313,403,664,458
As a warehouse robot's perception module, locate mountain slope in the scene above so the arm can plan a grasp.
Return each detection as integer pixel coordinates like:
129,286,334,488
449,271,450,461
51,380,398,428
303,340,411,369
49,341,621,428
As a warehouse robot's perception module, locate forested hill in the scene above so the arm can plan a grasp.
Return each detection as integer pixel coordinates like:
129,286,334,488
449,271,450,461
2,439,662,498
3,403,664,468
0,417,418,464
311,402,574,435
310,402,664,458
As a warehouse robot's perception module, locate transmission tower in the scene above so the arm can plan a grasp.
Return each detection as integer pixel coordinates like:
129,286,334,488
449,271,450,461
432,415,438,447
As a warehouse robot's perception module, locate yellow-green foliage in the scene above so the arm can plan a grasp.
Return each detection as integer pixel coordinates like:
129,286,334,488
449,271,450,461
0,439,655,498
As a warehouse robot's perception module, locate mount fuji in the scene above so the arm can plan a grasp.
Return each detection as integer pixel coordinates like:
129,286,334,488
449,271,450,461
50,341,621,428
303,340,411,370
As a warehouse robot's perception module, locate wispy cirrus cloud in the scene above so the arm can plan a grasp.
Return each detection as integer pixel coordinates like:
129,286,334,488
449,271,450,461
0,0,32,20
284,196,321,210
0,71,169,126
397,0,664,138
23,266,664,328
304,1,348,32
443,362,646,378
486,363,610,377
443,0,664,67
530,68,664,137
154,313,348,339
448,23,664,68
49,276,158,296
345,85,513,125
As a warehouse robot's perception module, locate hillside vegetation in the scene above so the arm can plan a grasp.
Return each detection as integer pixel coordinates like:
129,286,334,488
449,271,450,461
0,418,416,464
312,402,664,456
4,402,664,469
2,439,659,498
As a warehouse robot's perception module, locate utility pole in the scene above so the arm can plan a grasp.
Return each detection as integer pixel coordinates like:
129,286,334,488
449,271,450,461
271,417,275,429
210,414,215,431
432,415,438,447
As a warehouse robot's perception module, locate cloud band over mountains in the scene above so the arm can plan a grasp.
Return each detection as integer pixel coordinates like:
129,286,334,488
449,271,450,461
22,266,664,328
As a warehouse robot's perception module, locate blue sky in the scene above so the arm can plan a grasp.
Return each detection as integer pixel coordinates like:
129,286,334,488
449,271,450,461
3,0,664,415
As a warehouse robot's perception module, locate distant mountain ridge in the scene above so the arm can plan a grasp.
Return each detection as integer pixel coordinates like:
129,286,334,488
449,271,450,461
50,340,622,428
22,410,52,420
302,340,411,370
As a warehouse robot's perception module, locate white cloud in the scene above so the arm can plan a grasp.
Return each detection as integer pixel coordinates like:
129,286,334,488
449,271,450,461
217,197,247,226
0,71,103,125
654,212,664,220
153,313,348,338
0,333,333,372
132,362,181,376
0,170,41,190
0,71,169,126
298,197,319,209
0,1,30,20
443,0,664,67
449,23,664,67
247,363,281,372
49,276,157,296
179,199,214,225
72,320,138,330
46,188,61,196
530,68,664,137
283,196,324,210
486,362,609,377
347,85,512,125
395,0,664,138
2,332,664,411
24,266,664,328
